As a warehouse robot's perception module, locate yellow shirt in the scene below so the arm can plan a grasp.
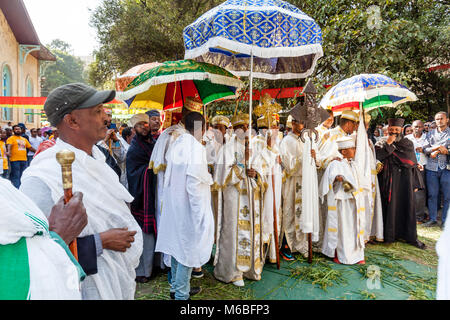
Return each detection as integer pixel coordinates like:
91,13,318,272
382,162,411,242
6,136,31,162
0,140,8,170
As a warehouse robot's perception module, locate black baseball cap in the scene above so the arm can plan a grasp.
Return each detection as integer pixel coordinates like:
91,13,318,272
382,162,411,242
44,83,115,126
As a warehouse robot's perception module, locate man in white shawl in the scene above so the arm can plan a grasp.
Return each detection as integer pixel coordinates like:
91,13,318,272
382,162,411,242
20,83,143,300
319,136,366,265
155,112,214,300
213,113,267,287
0,177,87,300
149,96,202,270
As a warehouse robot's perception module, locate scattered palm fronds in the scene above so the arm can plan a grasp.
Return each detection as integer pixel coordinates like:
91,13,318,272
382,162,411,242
289,256,347,291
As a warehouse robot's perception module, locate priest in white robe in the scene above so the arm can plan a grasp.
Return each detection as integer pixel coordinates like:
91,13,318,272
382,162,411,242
319,136,366,265
213,113,267,287
279,116,318,258
254,114,283,265
206,115,231,242
155,112,214,300
361,114,384,242
317,110,359,169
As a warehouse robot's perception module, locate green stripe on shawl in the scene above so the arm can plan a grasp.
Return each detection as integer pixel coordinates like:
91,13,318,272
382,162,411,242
0,237,30,300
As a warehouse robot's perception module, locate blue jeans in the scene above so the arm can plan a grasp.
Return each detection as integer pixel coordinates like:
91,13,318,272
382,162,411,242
169,256,193,300
27,155,34,167
426,168,450,223
9,161,28,189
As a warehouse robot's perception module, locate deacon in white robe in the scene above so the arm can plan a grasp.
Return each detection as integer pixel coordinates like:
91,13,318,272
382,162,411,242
319,136,366,265
213,114,267,286
155,112,215,299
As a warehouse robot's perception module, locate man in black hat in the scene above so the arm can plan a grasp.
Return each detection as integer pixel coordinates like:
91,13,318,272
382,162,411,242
375,118,425,249
20,83,143,299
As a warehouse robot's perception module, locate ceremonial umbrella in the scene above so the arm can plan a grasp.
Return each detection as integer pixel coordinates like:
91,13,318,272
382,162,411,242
184,0,323,268
319,74,418,115
183,0,323,147
116,59,243,110
115,62,162,92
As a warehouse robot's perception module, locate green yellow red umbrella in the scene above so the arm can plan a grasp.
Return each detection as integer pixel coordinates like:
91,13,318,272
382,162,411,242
116,59,243,110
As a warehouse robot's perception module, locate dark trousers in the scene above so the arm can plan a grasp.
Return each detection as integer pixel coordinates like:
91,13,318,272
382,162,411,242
415,169,427,221
426,168,450,224
1,169,8,179
9,161,27,188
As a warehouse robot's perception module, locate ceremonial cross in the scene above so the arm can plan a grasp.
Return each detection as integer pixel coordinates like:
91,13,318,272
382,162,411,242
239,239,251,250
254,93,282,129
240,206,250,218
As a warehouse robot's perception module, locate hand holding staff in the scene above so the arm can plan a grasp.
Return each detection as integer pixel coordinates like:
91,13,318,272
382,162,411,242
56,150,78,260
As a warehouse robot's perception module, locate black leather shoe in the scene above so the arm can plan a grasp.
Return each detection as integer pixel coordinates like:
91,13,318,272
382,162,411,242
411,240,426,250
423,220,438,227
170,287,202,300
135,276,149,284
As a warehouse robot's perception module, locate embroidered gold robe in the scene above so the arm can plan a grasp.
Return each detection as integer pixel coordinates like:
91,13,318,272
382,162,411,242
213,135,267,283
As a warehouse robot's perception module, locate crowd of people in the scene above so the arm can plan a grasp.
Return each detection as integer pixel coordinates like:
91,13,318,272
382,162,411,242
1,83,449,300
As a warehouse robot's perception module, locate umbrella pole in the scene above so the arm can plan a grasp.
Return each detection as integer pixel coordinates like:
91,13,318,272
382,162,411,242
249,50,254,154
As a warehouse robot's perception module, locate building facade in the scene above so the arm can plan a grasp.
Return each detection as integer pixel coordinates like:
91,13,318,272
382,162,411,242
0,0,55,129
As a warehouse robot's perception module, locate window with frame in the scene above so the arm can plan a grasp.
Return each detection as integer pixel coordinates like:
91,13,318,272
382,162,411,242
26,77,34,123
2,65,12,121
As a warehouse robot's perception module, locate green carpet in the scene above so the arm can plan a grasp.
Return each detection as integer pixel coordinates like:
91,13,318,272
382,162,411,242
243,250,437,300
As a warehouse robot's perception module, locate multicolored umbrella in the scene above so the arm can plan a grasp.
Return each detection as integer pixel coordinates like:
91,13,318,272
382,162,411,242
116,59,243,110
183,0,323,80
319,74,418,115
115,62,162,91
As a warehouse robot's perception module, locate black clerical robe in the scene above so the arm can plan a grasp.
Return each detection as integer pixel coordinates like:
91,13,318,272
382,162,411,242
375,137,424,244
126,134,157,235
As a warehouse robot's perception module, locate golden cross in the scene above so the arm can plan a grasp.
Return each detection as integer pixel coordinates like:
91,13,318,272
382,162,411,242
240,206,250,218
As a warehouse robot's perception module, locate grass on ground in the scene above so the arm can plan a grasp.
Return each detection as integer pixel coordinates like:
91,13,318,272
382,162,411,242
135,224,442,300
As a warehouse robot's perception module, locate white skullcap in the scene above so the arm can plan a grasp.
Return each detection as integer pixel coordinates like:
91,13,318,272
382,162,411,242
337,136,355,150
129,113,149,127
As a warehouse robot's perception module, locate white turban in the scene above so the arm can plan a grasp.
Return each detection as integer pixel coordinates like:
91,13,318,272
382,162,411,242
129,113,149,128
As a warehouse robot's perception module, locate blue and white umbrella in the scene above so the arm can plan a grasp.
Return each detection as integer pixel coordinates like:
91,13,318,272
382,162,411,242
319,74,418,115
184,0,323,152
184,0,323,80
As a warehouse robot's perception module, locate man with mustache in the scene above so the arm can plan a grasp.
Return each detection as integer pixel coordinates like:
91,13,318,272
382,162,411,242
375,118,425,249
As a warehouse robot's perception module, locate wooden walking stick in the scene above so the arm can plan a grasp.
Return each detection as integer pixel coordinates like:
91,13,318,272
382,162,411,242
56,149,78,261
271,168,281,269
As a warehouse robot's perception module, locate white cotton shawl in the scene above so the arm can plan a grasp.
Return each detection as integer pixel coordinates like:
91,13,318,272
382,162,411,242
21,139,143,300
437,218,450,300
301,134,320,242
0,177,82,300
156,133,214,268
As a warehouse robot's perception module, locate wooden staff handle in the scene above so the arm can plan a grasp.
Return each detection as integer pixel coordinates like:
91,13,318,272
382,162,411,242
56,150,78,261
